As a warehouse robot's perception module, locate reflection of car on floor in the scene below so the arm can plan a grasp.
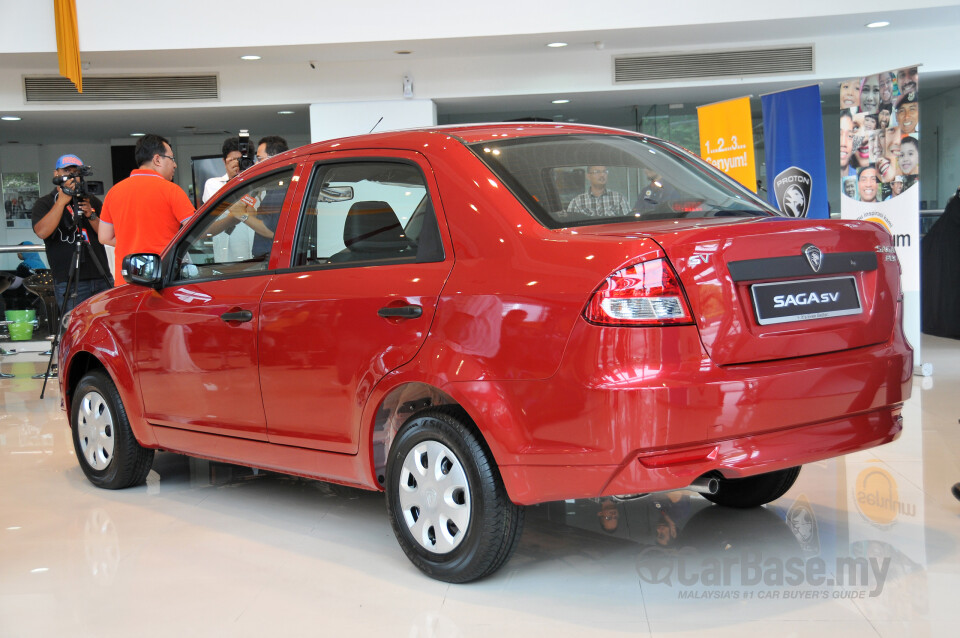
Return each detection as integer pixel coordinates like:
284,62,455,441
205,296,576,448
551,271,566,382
58,123,912,582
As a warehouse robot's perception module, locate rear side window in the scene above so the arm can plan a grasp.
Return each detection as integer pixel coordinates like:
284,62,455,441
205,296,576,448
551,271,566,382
469,134,776,228
292,161,444,268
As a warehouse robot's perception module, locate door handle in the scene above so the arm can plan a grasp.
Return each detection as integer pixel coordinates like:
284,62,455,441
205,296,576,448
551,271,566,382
378,304,422,319
220,309,254,323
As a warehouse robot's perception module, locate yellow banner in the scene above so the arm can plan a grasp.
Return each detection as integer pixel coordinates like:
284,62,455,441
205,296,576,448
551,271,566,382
696,96,757,191
55,0,82,93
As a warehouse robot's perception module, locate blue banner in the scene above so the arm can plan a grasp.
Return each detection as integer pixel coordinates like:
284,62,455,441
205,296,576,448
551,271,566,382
761,85,829,219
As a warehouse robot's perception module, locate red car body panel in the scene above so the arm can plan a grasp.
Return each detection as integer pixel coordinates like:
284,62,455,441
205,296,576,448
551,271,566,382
135,277,270,439
59,123,912,506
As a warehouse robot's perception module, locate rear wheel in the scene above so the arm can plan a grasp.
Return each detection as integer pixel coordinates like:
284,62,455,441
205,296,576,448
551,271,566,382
72,370,154,489
385,406,524,583
702,467,801,508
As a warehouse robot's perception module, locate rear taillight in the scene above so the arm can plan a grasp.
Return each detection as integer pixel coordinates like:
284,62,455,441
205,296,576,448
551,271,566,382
584,258,693,326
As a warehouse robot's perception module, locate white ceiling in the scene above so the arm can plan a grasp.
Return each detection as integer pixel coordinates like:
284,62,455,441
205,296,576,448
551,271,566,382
1,3,959,146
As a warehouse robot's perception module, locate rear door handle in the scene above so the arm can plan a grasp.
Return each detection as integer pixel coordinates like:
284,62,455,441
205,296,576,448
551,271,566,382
220,309,254,323
378,304,422,319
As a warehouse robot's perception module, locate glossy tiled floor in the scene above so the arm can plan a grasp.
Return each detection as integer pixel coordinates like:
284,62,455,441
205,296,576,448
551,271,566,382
2,336,959,638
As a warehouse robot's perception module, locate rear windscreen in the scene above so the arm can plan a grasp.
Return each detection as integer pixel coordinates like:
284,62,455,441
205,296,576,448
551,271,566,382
468,134,777,229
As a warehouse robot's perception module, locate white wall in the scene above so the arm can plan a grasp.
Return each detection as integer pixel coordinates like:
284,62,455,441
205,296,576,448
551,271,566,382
309,100,436,142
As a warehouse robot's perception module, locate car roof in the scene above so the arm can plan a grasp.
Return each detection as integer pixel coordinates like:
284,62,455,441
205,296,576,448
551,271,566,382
254,122,648,170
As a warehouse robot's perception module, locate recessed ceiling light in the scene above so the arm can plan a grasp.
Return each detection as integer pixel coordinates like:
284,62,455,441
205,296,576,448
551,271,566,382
552,99,570,104
1,115,21,121
240,55,261,61
547,42,567,48
277,110,295,115
130,132,145,137
866,21,890,28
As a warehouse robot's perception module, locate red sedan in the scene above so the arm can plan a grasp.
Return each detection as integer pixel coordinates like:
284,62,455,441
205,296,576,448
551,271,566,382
59,123,911,582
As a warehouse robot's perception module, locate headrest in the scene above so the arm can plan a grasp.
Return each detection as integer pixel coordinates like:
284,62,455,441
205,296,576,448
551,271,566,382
343,201,407,251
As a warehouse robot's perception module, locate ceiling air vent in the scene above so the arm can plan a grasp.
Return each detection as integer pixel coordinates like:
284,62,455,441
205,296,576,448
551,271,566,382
614,46,814,83
23,74,219,102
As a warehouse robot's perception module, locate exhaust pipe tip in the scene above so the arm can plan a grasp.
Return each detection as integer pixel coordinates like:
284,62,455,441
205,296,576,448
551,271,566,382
689,476,719,495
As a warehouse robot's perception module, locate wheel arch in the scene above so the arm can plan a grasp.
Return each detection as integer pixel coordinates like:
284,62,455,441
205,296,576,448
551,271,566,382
363,373,530,498
369,381,461,488
63,340,156,448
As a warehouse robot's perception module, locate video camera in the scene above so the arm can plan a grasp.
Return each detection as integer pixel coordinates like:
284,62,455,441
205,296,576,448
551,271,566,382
238,129,255,172
52,165,95,228
52,164,94,199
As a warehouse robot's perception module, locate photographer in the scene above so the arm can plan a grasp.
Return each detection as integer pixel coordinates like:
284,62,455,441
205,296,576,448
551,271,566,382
31,154,112,313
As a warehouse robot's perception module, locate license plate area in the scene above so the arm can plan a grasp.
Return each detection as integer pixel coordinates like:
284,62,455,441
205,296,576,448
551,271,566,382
751,276,862,326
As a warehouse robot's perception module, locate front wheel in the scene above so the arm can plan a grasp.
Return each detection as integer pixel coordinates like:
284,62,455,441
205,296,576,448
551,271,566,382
71,370,154,489
385,407,524,583
702,467,801,508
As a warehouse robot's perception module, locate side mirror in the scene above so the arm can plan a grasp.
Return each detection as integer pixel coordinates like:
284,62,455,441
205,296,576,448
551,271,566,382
121,253,162,288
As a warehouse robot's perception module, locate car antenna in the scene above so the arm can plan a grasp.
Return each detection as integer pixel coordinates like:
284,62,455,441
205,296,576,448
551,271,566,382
369,117,384,133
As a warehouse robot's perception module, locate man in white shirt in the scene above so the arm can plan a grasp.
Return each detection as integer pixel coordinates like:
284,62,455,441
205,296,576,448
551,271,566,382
203,137,255,262
202,137,241,203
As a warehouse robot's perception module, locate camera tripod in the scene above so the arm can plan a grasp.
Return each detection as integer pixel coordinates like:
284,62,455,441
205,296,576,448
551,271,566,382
39,207,112,398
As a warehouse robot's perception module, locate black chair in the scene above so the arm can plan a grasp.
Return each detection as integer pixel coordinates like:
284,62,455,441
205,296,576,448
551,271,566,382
329,201,414,263
22,270,57,339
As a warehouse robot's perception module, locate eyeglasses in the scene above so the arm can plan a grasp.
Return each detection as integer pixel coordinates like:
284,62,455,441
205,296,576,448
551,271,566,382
158,154,176,163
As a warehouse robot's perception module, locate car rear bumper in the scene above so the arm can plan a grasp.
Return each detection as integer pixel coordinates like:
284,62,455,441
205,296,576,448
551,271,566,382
444,323,912,506
498,404,902,505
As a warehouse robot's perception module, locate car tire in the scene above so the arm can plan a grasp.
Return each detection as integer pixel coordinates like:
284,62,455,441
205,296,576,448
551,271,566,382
385,406,524,583
702,466,801,508
72,370,154,490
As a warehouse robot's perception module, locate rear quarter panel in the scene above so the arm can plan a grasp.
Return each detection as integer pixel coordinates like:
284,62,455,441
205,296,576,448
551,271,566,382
421,140,647,381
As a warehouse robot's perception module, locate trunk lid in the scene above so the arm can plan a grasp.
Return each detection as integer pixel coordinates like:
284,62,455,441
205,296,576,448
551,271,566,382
577,217,900,365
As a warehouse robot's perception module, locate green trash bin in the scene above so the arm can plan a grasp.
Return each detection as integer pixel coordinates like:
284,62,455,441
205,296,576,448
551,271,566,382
5,309,36,341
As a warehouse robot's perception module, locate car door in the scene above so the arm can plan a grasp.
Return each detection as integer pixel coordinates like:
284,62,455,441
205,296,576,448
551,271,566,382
258,153,452,453
135,168,297,439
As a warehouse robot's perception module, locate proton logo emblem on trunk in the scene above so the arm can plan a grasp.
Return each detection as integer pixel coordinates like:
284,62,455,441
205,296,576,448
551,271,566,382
773,166,813,218
802,244,823,272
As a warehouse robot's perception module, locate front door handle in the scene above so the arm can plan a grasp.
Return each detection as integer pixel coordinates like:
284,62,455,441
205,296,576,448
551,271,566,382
220,309,254,323
378,304,422,319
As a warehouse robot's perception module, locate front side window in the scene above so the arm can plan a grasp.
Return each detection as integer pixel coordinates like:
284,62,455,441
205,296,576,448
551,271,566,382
173,169,294,281
293,161,443,268
469,134,777,228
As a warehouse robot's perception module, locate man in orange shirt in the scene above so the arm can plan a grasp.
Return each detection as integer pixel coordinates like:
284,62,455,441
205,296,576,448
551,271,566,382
98,134,195,285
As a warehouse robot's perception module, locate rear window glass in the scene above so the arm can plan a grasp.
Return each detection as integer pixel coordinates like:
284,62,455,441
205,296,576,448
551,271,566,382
468,134,777,228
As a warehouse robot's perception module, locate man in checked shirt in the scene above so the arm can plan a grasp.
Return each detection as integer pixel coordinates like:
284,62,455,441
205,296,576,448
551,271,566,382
566,166,631,217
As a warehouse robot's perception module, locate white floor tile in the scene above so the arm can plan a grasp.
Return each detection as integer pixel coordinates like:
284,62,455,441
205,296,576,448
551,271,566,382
2,335,959,636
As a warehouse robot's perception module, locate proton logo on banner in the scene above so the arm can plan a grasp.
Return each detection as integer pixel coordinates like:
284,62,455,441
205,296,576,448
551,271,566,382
774,166,812,217
760,85,829,219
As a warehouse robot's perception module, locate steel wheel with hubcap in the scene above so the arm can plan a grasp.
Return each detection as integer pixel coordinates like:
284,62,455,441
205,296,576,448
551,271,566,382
77,390,115,471
385,406,524,583
72,370,154,489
